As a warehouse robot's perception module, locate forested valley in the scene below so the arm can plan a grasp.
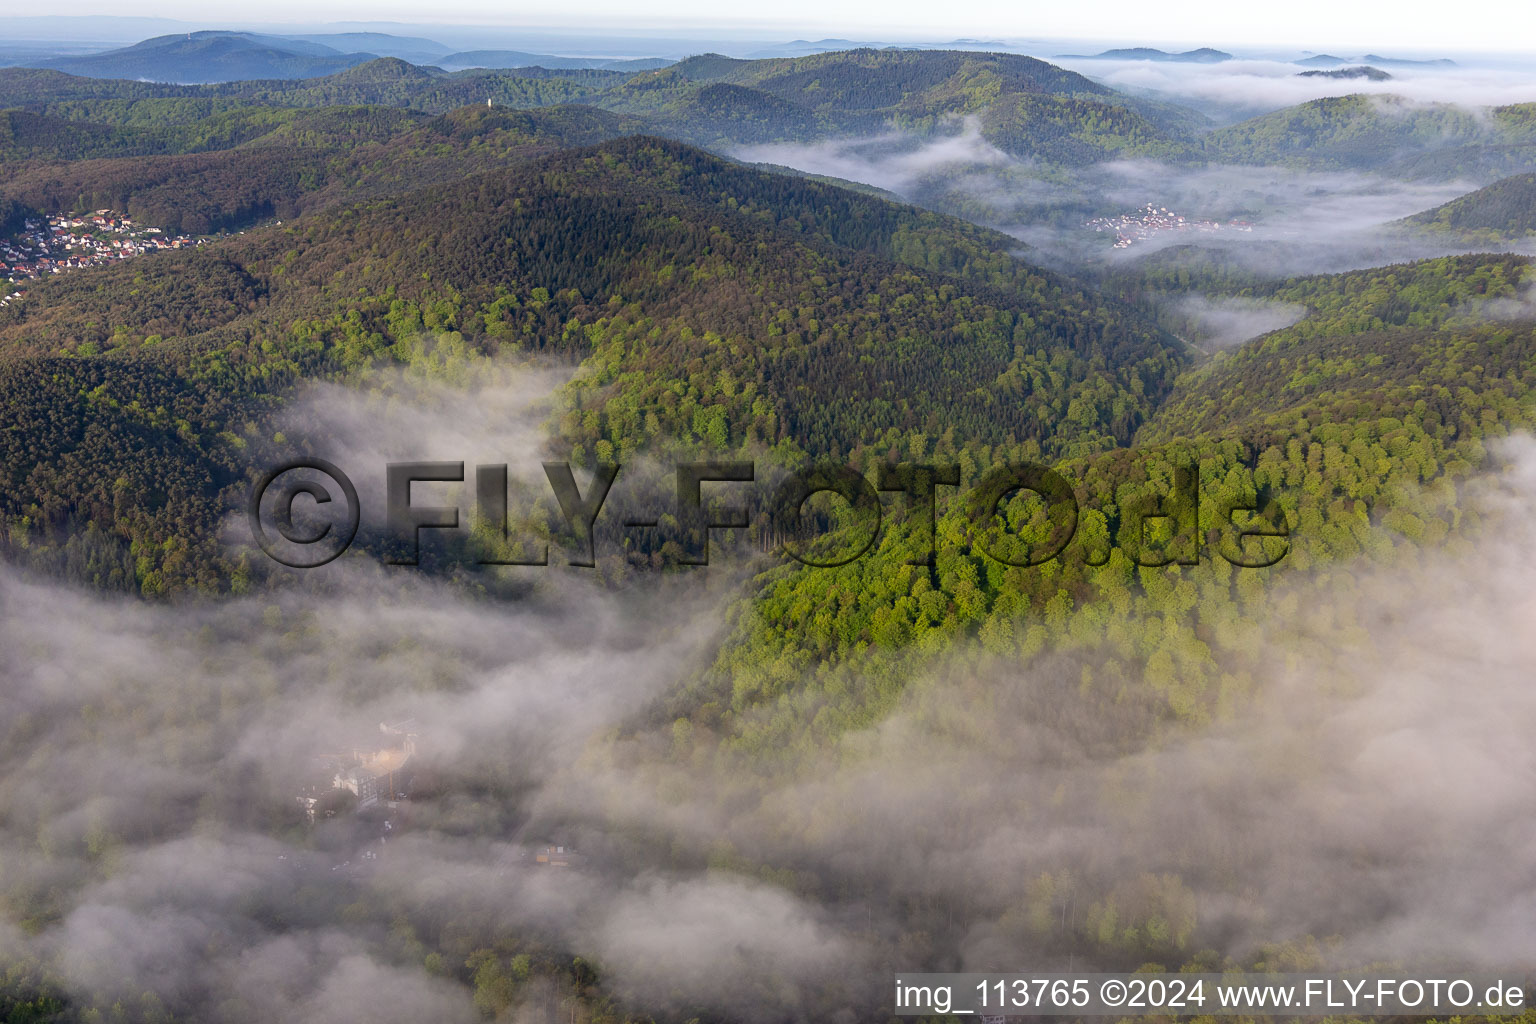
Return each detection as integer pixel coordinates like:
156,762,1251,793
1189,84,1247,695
2,42,1536,1024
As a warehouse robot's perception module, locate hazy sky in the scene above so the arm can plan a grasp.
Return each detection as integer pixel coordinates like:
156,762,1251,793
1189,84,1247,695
25,0,1536,53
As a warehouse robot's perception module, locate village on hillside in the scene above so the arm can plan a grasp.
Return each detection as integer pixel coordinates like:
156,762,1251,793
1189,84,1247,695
1,211,206,307
1088,203,1255,249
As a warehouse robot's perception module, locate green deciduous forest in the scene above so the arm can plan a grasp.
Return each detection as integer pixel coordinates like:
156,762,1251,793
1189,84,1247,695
2,41,1536,1024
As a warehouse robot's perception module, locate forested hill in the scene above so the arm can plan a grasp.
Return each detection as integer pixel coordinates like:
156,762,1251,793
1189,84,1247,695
2,135,1184,453
10,42,1536,1024
0,103,648,234
0,60,624,112
1400,172,1536,239
32,31,378,84
607,48,1204,159
1139,253,1536,443
661,48,1109,96
0,104,429,162
671,249,1536,768
1203,94,1536,179
5,50,1536,606
7,127,1534,600
15,52,1536,180
0,135,1183,593
0,49,1207,165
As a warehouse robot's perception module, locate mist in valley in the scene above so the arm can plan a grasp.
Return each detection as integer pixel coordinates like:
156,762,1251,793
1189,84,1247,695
5,36,1536,1024
1167,294,1309,350
7,362,1536,1021
735,59,1536,287
1051,56,1536,123
740,130,1536,282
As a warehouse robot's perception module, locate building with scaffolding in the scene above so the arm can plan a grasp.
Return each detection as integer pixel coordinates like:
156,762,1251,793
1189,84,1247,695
332,720,416,807
298,720,417,821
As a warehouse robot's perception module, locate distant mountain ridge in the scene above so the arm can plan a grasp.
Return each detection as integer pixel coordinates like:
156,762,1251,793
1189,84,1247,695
436,51,673,72
8,29,674,84
1295,52,1456,68
1057,47,1233,62
277,32,451,63
1362,53,1457,67
30,31,378,83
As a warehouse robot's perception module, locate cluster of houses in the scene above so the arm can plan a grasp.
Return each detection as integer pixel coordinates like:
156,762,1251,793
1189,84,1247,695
0,211,204,306
1087,203,1255,249
290,718,585,876
296,720,418,823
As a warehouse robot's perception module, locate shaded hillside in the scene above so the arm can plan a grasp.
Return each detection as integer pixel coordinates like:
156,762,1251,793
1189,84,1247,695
0,104,422,162
1205,94,1536,179
0,357,241,593
0,135,1182,591
6,136,1184,453
1401,172,1536,239
0,50,1208,166
0,103,646,233
1139,253,1536,441
603,48,1203,159
0,59,622,112
671,251,1536,781
30,51,1524,182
